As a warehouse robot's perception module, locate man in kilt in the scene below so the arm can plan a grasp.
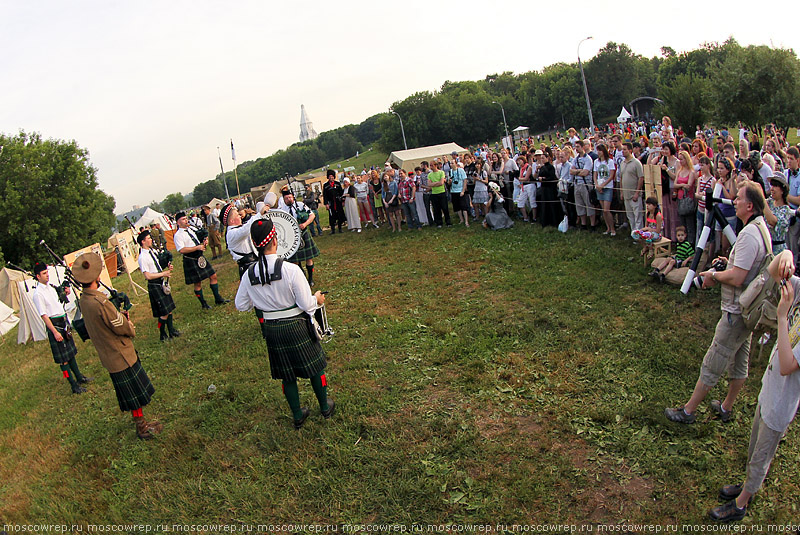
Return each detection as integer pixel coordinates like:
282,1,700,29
173,211,229,309
72,252,162,440
137,230,180,341
234,218,335,429
277,186,320,287
32,262,92,394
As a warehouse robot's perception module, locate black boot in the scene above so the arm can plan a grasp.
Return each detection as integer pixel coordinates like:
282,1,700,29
166,314,180,338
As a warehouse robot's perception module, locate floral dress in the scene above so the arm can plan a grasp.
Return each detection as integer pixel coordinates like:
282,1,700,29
767,198,792,254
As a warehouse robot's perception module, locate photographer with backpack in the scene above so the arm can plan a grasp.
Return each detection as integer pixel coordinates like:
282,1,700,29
665,182,769,424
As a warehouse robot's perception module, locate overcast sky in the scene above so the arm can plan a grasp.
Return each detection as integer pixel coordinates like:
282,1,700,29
2,1,798,214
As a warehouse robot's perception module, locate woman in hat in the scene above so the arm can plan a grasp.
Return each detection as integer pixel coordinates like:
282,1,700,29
765,173,792,254
234,218,334,429
73,252,162,440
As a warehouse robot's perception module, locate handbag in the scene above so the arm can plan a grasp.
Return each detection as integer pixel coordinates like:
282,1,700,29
677,195,696,216
589,187,600,207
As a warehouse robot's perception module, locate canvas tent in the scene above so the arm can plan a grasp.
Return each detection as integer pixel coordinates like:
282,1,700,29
387,143,468,172
0,267,28,311
0,299,19,337
133,207,174,231
206,198,226,211
617,107,632,123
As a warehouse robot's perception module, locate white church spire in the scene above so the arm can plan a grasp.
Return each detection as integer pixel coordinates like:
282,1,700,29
299,104,318,142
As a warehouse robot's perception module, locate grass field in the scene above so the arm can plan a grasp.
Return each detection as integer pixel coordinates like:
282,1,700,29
1,214,799,527
302,149,388,178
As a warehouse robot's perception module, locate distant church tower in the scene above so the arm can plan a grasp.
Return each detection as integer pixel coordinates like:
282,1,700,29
299,105,318,142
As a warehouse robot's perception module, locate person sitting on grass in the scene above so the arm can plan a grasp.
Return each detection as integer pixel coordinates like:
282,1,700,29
633,197,663,258
649,225,694,282
707,249,800,522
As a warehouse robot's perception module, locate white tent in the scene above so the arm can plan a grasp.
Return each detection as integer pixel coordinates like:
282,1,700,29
388,143,468,171
206,198,227,211
617,107,632,123
133,207,174,231
0,299,19,337
17,265,78,344
0,266,28,311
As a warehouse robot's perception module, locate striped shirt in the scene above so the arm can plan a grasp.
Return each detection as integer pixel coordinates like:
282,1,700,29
675,240,694,261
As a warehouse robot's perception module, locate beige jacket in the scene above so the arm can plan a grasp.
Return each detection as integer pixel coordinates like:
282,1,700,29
79,288,137,373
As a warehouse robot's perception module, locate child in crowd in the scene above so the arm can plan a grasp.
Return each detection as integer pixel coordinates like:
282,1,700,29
633,197,663,258
649,226,694,282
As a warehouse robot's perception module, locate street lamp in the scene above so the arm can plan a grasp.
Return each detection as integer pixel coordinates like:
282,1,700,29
491,101,510,147
391,111,408,150
578,36,595,134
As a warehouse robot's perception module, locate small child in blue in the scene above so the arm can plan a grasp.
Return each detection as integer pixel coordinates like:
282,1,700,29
650,225,694,282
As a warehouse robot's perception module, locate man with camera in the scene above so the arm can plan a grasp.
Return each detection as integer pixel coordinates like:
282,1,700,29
32,262,92,394
173,211,229,309
665,182,769,424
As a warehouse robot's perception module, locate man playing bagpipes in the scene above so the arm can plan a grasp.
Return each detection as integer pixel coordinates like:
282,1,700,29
137,230,180,341
173,211,229,309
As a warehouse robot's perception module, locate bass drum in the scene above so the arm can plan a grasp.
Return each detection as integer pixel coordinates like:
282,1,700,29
266,210,302,259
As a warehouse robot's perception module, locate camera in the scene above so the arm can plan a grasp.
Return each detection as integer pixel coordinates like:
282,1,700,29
693,259,728,289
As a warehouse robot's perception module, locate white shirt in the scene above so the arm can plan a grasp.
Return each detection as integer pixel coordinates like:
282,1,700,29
212,208,221,218
277,200,309,220
235,254,318,315
32,282,64,318
226,214,262,261
138,248,163,275
173,227,202,254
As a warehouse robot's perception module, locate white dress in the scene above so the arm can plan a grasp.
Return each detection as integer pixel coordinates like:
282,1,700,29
343,186,361,230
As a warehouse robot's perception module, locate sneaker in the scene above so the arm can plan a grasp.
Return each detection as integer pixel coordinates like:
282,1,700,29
664,406,696,424
373,223,379,229
78,376,94,384
293,407,310,429
710,400,733,423
708,500,747,522
719,483,744,502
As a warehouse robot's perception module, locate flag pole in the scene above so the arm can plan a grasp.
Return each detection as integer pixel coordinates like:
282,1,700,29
217,147,231,200
231,139,241,197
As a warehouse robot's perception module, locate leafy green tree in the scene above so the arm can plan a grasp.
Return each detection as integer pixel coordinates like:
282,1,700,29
148,199,163,212
708,44,800,128
659,73,712,132
0,131,116,267
161,192,187,214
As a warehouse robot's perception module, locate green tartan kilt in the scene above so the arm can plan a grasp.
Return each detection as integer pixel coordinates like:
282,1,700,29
147,280,176,318
109,358,155,412
288,229,319,263
182,254,215,284
47,316,78,364
262,314,326,381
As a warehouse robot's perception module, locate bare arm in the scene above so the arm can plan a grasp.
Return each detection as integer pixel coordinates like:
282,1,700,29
775,278,800,375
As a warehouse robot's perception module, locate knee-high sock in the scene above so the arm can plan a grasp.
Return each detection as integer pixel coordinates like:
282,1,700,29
60,364,78,388
310,373,329,411
306,264,314,284
194,289,208,306
282,380,303,420
158,319,167,337
166,314,178,335
210,283,223,301
67,357,85,382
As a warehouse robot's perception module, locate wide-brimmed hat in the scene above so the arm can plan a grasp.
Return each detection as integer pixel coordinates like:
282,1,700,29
72,252,103,284
770,173,789,190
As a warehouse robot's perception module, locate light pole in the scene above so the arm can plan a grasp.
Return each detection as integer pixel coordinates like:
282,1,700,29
391,111,407,150
492,101,510,147
578,36,595,134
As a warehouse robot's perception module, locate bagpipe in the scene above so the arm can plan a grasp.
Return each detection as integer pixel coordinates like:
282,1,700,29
39,240,132,341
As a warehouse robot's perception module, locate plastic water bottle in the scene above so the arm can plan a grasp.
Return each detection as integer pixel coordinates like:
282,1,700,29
207,384,217,394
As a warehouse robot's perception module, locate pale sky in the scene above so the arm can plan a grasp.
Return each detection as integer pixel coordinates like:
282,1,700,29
2,1,798,214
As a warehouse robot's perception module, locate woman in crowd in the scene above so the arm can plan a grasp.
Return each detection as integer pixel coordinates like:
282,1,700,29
764,174,792,254
660,116,674,140
674,150,697,244
382,172,402,232
489,152,503,190
342,176,361,233
369,170,386,225
355,174,378,229
658,141,679,241
707,155,736,255
483,182,514,230
647,135,663,166
516,155,531,221
472,157,490,219
593,144,617,236
537,147,562,228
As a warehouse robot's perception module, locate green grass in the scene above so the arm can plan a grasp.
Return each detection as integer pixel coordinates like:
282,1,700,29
1,217,799,526
301,149,388,179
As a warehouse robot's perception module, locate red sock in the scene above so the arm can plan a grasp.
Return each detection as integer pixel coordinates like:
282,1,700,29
63,370,70,378
131,408,143,418
321,374,327,387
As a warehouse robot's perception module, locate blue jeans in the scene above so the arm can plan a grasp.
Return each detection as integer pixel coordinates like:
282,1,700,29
311,209,323,235
401,202,420,229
